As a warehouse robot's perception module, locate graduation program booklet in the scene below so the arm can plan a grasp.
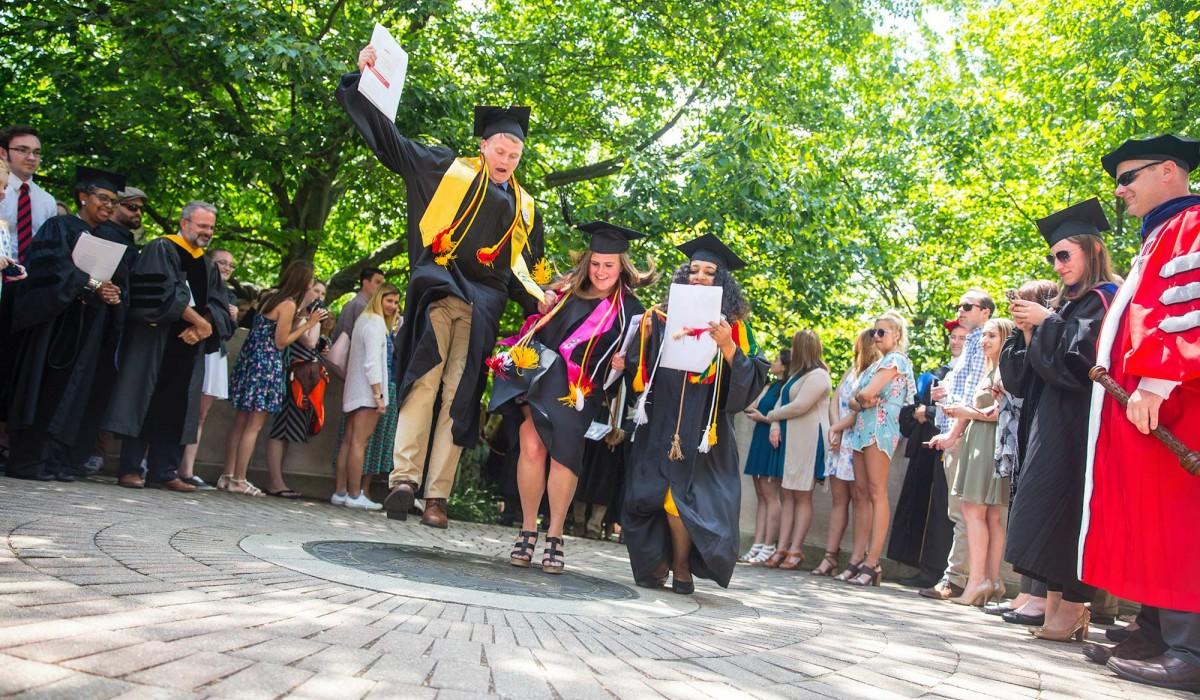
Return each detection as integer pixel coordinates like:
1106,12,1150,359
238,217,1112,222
661,283,723,373
71,232,127,282
359,23,409,122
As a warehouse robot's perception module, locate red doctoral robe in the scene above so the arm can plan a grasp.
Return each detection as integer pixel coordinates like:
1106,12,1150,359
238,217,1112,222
1080,203,1200,613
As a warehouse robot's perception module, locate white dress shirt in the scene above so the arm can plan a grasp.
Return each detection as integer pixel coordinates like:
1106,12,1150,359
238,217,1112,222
1,173,58,238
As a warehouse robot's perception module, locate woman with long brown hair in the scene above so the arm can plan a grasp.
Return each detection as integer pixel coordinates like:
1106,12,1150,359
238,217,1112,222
757,330,831,570
1003,199,1121,641
221,261,327,496
496,222,653,573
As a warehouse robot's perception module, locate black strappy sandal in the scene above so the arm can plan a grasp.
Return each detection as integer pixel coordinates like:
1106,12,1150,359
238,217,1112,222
510,530,538,568
542,536,565,575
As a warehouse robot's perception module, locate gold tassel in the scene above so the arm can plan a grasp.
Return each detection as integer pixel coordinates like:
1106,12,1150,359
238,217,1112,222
434,253,455,267
509,345,539,370
708,422,718,446
668,432,684,461
531,257,553,285
604,426,625,449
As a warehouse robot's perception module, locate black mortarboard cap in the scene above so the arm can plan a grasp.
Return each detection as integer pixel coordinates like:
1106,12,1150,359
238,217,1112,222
577,221,644,254
74,166,126,194
1036,198,1110,247
676,233,746,272
1101,134,1200,178
473,105,531,141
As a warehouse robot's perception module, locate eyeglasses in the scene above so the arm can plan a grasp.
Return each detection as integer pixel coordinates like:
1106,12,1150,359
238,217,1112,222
1116,160,1165,187
91,194,118,206
7,146,42,159
871,328,888,338
120,202,143,213
1045,250,1072,266
957,302,978,311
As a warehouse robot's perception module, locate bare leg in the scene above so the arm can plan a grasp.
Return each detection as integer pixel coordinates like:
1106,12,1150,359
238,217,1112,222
346,409,381,498
761,478,782,547
516,408,549,534
785,489,814,554
848,451,871,563
222,411,249,479
180,394,215,479
752,477,768,544
776,489,796,554
233,412,269,482
960,501,989,592
666,513,692,582
862,444,892,567
825,476,851,554
265,439,289,492
985,505,1005,583
545,460,579,539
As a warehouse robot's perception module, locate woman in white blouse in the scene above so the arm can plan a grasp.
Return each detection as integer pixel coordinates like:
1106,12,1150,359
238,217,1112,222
332,283,400,510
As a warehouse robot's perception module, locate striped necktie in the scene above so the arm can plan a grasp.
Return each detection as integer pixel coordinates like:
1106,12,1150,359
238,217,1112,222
16,182,32,264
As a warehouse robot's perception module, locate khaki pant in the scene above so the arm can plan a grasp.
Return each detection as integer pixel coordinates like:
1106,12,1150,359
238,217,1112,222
390,296,472,499
942,443,970,588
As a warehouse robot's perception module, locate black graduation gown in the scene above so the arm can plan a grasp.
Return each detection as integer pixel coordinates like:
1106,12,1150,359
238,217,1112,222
887,364,953,571
498,291,643,474
576,404,626,507
102,238,231,445
622,312,769,588
1003,288,1113,585
5,216,135,446
336,72,543,449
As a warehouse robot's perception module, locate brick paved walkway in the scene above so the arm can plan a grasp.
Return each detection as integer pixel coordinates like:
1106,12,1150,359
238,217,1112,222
0,478,1187,699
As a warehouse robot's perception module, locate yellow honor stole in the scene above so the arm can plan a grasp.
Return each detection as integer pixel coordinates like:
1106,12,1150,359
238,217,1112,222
165,234,205,259
418,156,545,302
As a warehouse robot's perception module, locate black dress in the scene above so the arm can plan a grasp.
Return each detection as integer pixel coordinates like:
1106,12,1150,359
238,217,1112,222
494,289,643,475
622,311,768,587
1002,287,1114,588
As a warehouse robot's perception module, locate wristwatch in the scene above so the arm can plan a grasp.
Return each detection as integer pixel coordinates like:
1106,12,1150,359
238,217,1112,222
86,277,102,293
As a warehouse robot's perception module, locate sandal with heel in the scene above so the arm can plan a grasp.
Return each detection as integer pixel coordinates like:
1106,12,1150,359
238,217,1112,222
847,562,882,587
810,551,840,576
833,559,865,582
542,536,565,575
510,530,538,568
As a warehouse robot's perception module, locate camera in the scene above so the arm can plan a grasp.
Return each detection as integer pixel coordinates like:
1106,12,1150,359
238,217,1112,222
306,298,326,314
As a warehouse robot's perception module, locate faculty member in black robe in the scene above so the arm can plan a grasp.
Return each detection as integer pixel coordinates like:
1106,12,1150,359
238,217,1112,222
5,167,133,481
493,222,650,573
621,235,769,594
102,202,234,491
1003,199,1120,640
339,46,547,530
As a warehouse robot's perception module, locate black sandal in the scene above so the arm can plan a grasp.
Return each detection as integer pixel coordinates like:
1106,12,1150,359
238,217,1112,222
847,562,882,587
510,530,538,568
542,536,565,575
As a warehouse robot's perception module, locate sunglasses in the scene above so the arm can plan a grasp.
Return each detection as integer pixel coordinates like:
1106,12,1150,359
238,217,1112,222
871,328,888,338
957,302,979,311
120,202,143,212
1116,160,1165,187
1045,250,1072,266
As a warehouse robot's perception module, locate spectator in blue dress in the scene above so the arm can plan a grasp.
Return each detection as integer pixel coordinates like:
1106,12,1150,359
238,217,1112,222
739,349,790,565
221,261,326,496
844,311,916,586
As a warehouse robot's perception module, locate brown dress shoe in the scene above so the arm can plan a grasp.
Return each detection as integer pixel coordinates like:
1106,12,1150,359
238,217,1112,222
384,481,417,521
919,580,964,600
154,478,197,492
1084,633,1170,665
421,498,449,529
1107,653,1200,692
117,474,145,489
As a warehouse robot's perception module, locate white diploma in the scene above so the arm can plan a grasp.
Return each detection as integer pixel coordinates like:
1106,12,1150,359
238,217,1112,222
661,283,723,373
359,23,409,123
603,312,643,390
71,232,127,282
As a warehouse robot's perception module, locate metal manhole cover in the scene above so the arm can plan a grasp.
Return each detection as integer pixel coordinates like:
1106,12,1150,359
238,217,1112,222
302,540,637,601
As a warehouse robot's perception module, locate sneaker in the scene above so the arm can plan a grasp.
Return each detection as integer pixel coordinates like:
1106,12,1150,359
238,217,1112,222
345,493,383,511
330,492,349,506
182,475,216,491
81,455,105,475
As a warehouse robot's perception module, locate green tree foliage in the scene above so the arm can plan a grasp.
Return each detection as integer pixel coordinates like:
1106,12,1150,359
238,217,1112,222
2,0,1197,374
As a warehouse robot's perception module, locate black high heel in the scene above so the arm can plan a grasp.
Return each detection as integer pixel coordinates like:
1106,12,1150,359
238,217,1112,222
672,576,694,595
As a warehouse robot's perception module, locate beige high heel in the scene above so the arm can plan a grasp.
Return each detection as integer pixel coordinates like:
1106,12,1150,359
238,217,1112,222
1031,609,1090,642
950,581,994,607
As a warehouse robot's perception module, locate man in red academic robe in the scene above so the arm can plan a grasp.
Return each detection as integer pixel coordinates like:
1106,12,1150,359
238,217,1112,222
1080,134,1200,692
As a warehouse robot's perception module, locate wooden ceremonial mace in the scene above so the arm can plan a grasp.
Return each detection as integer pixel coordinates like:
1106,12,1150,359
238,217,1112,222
1089,366,1200,476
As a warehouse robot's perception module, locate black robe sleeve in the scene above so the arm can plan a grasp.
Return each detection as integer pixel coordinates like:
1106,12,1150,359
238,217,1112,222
128,240,190,325
721,345,770,414
999,332,1032,399
11,217,90,333
1027,293,1108,392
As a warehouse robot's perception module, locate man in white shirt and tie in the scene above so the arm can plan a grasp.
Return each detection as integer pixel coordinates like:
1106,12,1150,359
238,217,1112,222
0,127,57,261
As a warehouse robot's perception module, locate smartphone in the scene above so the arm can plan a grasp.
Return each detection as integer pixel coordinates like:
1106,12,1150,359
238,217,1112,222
306,298,324,314
1004,289,1018,302
2,263,25,278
